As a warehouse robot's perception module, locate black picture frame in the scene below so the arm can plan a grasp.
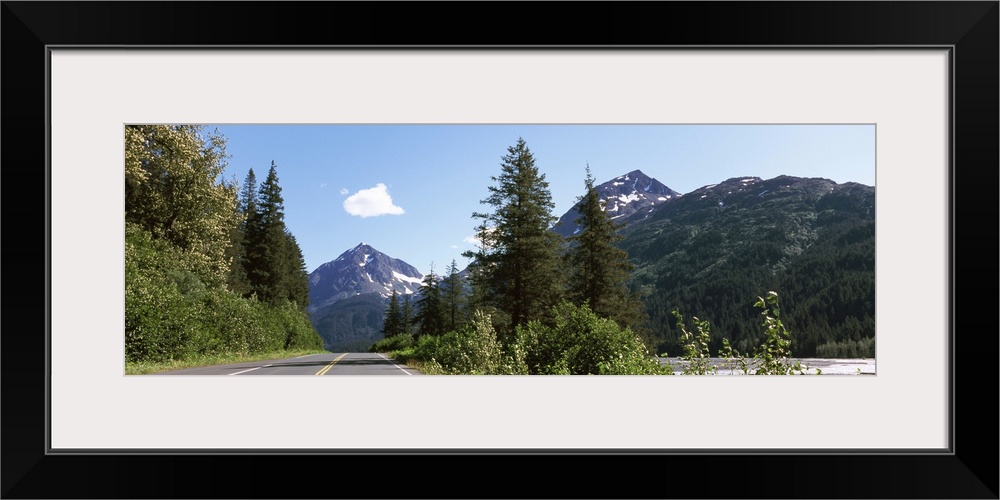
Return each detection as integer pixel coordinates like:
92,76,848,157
3,2,997,498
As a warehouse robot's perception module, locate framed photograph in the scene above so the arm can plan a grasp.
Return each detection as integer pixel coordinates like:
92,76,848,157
5,2,996,498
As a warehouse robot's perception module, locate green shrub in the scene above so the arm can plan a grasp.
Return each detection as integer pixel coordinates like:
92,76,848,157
369,333,416,353
672,310,716,375
388,345,417,362
672,292,817,375
515,301,665,375
125,270,205,362
750,292,808,375
276,302,324,350
418,311,528,375
199,289,257,354
125,223,323,363
125,226,208,361
413,334,442,362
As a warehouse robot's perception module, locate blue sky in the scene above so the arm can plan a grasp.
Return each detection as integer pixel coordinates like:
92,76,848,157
206,124,875,276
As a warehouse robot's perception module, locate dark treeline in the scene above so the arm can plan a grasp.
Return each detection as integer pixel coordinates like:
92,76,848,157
125,125,322,364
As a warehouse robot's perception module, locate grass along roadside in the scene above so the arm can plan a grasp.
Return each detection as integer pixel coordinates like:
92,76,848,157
126,348,329,375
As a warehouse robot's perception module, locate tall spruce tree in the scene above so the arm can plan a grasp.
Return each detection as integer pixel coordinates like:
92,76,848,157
440,259,466,333
415,265,445,337
401,295,414,335
382,290,403,338
243,161,310,308
238,168,259,227
227,168,258,295
465,138,565,332
283,231,310,308
566,165,646,331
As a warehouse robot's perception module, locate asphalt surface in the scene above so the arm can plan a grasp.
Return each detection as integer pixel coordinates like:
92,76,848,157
152,352,421,375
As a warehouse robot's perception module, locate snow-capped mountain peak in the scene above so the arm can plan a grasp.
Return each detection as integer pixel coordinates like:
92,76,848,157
554,169,681,238
306,243,424,313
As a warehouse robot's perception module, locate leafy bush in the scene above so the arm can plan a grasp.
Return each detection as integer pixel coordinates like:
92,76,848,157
672,291,815,375
672,310,716,375
125,223,323,363
413,334,442,362
419,311,528,375
749,292,808,375
515,302,666,375
200,288,261,354
276,301,325,350
369,333,416,353
126,224,209,361
125,269,206,362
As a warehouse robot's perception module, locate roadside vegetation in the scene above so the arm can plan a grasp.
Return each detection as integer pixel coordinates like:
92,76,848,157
378,292,819,375
671,291,819,375
125,125,323,372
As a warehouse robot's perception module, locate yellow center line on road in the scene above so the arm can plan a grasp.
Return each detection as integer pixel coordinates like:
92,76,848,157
315,353,348,376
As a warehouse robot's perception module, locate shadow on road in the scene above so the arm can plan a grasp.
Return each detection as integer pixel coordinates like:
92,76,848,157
331,358,394,366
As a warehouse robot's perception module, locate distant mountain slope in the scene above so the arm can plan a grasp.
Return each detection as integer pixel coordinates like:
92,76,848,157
311,293,389,352
307,242,423,314
306,243,423,351
553,169,681,238
617,175,875,357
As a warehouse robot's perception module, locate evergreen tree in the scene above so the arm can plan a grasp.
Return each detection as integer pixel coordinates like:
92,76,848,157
566,165,646,331
382,290,403,338
227,169,258,295
238,168,259,227
257,161,284,227
283,231,310,308
415,265,445,337
464,138,565,333
401,294,414,335
243,161,310,308
440,259,466,332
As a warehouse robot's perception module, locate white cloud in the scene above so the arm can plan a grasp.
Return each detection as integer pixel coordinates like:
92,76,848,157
450,244,458,249
339,188,349,195
343,183,405,218
320,183,328,189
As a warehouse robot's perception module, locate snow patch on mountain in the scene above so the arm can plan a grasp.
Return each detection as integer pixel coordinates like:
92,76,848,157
617,193,640,204
554,169,681,238
393,270,423,285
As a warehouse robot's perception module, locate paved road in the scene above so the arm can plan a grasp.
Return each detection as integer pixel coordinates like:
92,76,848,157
153,352,421,375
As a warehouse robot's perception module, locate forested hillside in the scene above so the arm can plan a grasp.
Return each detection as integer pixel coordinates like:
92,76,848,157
619,175,875,357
